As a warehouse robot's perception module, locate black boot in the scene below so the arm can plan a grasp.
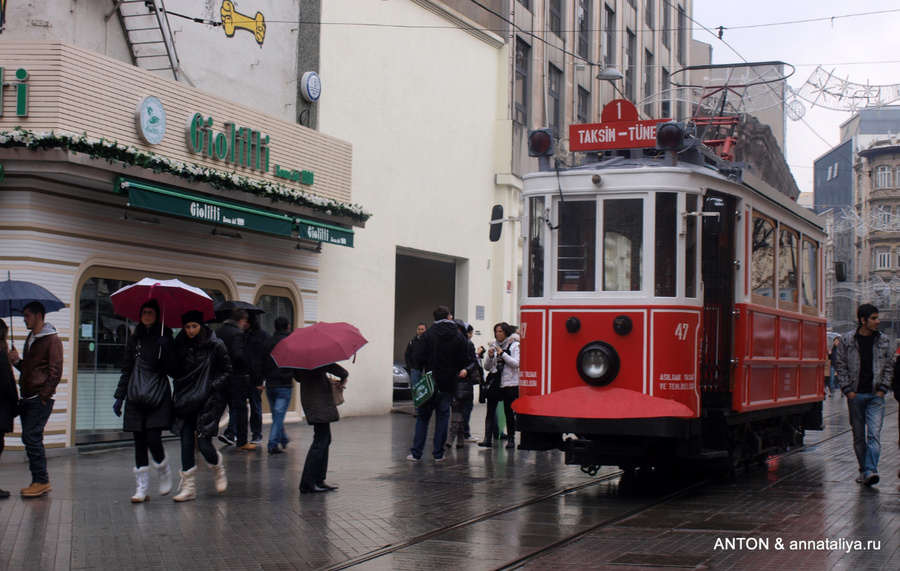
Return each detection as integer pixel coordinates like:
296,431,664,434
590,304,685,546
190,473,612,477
505,436,516,449
478,416,494,448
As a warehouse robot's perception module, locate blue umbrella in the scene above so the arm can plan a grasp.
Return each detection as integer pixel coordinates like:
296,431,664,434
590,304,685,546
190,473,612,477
0,274,65,338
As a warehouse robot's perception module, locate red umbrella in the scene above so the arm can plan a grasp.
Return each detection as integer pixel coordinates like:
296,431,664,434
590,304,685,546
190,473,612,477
110,278,215,326
270,322,368,369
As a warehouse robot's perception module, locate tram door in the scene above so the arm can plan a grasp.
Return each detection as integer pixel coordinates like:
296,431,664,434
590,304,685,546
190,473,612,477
699,192,736,407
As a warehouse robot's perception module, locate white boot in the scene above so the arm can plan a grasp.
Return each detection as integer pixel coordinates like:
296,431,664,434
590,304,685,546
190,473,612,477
173,467,197,502
131,466,150,503
151,456,172,496
207,451,227,493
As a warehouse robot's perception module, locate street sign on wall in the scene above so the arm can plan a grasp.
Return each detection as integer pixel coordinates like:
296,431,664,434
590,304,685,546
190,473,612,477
569,99,668,152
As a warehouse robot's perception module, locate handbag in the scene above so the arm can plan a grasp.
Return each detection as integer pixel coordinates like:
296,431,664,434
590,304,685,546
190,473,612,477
413,371,437,408
172,357,213,416
482,369,502,400
332,380,345,406
126,344,170,409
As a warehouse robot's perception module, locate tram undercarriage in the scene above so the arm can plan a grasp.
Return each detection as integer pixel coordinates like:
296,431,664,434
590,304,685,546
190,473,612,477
518,401,823,475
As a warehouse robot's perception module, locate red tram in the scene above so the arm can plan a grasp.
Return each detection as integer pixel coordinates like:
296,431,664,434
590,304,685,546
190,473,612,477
512,110,826,475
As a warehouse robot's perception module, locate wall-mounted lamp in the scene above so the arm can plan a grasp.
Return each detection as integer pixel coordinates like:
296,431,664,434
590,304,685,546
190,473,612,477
211,227,242,239
295,240,323,253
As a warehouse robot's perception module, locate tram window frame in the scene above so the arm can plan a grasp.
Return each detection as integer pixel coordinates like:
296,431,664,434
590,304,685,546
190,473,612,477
528,196,546,298
684,194,698,298
603,198,644,292
654,192,678,297
801,238,819,314
777,226,800,311
750,213,776,307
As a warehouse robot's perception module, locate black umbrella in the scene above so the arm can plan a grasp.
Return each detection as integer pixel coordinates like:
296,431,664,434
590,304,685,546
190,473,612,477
213,300,265,321
0,272,65,338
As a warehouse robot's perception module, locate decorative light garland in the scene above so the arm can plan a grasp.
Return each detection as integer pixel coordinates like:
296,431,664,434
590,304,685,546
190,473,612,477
0,128,372,222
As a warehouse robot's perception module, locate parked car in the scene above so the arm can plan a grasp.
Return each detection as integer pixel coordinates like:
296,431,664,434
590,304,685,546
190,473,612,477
393,362,411,399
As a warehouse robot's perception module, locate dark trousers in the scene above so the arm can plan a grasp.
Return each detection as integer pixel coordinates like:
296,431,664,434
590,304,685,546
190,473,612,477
179,414,218,470
249,386,263,440
19,397,54,484
133,428,166,468
300,423,331,489
225,385,261,444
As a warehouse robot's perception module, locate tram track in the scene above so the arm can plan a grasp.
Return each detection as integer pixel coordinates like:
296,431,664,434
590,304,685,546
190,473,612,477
320,398,881,571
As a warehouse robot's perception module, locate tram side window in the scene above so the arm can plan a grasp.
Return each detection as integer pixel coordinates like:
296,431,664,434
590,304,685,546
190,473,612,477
529,197,545,297
603,199,643,291
655,193,677,297
684,194,698,298
557,200,596,291
801,239,819,309
777,228,799,306
751,214,775,300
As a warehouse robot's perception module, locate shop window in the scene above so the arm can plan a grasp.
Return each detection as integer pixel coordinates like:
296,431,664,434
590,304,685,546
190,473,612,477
75,271,227,443
558,200,597,292
655,193,677,297
751,214,775,304
604,199,643,291
256,290,296,333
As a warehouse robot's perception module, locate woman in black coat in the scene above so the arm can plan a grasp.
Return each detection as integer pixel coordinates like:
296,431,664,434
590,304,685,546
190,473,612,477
297,362,347,494
113,299,176,503
0,319,19,498
171,310,231,502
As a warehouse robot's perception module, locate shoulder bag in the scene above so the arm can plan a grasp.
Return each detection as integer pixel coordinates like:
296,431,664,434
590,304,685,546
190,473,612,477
173,356,213,417
413,371,436,408
126,343,170,409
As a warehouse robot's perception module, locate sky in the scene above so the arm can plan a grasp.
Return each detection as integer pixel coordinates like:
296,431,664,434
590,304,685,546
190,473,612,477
691,1,900,194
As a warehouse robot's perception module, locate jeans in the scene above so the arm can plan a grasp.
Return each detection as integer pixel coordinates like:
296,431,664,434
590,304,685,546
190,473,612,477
461,401,474,438
19,397,54,484
848,392,884,476
410,391,453,460
300,423,331,489
266,387,293,450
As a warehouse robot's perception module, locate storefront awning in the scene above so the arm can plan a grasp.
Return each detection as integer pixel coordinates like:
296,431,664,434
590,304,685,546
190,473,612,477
117,177,293,237
296,218,354,248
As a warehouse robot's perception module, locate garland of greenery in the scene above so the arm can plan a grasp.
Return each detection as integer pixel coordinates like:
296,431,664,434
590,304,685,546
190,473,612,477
0,127,372,222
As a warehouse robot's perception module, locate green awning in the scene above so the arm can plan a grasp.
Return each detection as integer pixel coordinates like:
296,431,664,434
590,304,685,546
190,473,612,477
117,177,293,237
296,217,354,248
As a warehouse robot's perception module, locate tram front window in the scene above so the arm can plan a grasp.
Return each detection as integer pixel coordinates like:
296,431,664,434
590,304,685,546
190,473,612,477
557,200,596,291
604,199,643,291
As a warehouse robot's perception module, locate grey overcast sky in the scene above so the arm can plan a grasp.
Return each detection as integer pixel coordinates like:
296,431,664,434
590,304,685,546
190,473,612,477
691,1,900,194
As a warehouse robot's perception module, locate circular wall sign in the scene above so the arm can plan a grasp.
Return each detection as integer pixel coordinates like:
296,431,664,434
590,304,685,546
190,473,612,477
135,96,167,145
300,71,322,103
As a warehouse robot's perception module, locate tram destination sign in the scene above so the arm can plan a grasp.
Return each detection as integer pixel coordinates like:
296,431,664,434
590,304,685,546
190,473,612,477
569,99,667,152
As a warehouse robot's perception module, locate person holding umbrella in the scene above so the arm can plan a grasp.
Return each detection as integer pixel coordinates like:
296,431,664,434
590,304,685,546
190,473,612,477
171,310,231,502
268,321,367,493
0,319,19,498
8,301,63,498
112,299,177,503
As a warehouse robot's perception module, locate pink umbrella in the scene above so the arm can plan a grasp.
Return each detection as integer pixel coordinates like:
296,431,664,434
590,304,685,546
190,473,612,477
270,322,368,369
110,278,215,326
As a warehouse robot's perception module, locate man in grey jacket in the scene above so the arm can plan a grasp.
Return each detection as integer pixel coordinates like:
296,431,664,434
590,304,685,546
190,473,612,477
834,303,893,486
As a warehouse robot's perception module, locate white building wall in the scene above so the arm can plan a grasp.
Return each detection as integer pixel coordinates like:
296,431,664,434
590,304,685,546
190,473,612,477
317,0,511,414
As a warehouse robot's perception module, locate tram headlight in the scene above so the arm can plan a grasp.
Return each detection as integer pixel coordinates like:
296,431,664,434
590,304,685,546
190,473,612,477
576,342,620,387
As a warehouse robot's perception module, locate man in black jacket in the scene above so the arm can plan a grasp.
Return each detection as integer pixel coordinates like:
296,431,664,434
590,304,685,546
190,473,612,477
404,323,427,390
215,309,254,450
407,306,469,462
263,316,295,454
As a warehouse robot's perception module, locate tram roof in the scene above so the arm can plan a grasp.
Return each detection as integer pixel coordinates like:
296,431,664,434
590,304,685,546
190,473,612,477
522,152,824,233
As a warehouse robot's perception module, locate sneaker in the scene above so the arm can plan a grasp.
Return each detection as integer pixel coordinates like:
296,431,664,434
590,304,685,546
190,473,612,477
434,456,446,463
855,474,866,484
237,443,257,451
21,482,52,497
0,488,10,499
465,436,478,442
406,454,419,462
865,473,880,486
267,447,284,455
218,435,234,446
251,436,263,445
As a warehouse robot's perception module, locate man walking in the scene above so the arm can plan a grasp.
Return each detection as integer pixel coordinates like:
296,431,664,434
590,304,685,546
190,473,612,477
8,301,63,497
263,317,294,454
408,306,469,462
216,309,255,451
834,303,893,486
